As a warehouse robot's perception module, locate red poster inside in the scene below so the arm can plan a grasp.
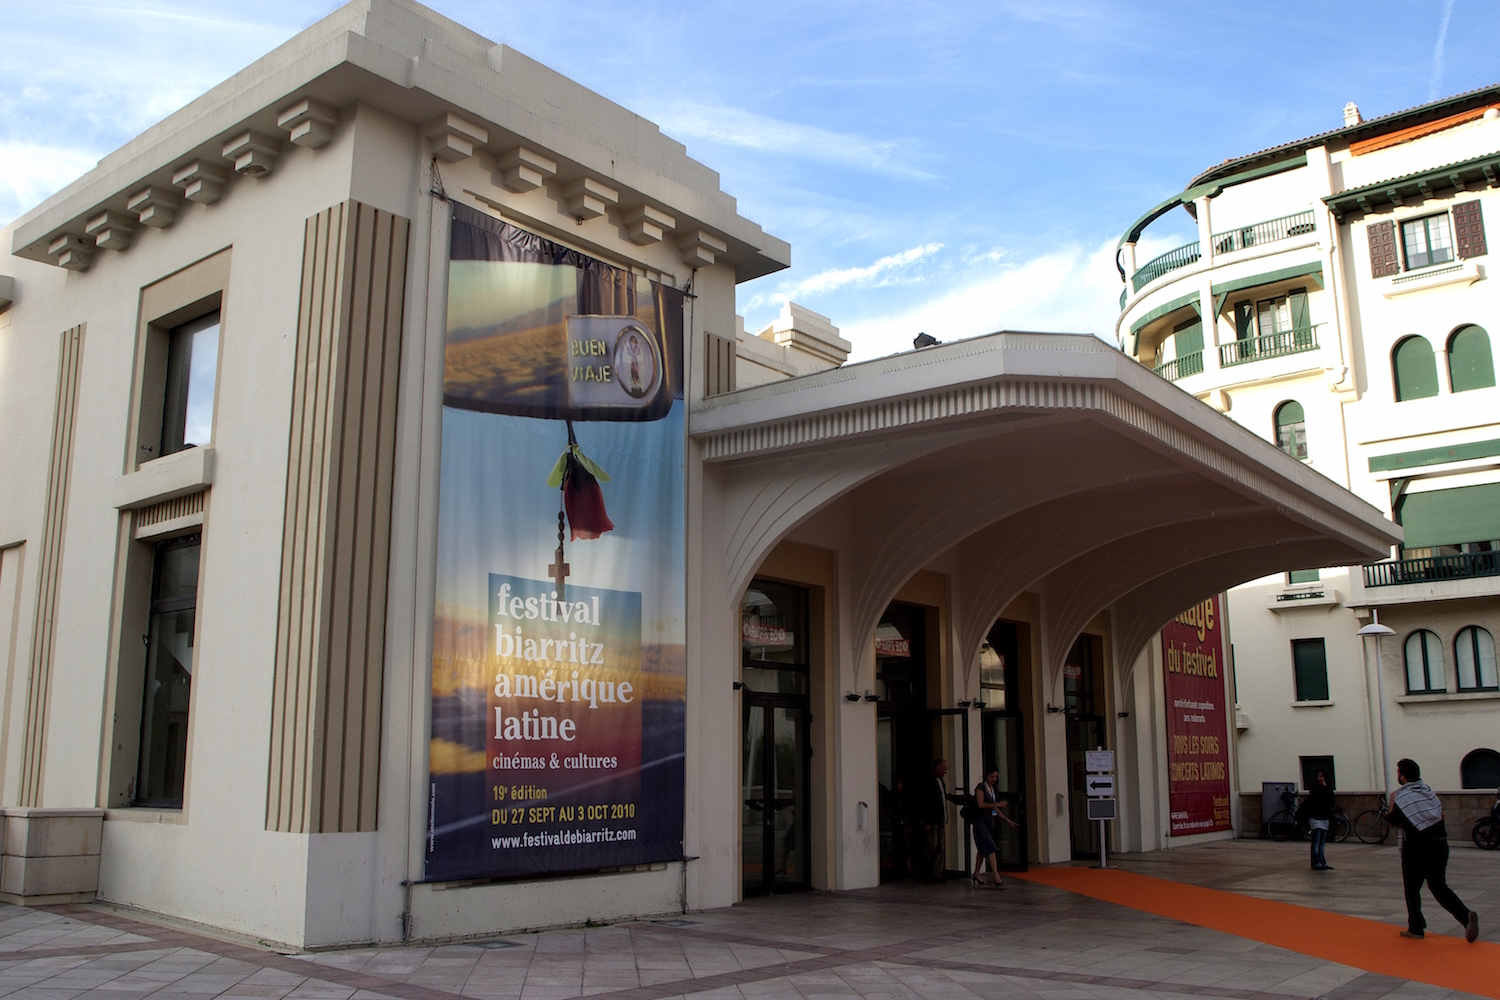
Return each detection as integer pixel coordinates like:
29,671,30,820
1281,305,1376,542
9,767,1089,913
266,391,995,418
1162,595,1232,835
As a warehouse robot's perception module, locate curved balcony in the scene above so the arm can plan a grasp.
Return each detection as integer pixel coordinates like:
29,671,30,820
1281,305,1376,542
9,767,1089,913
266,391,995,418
1211,210,1316,255
1152,351,1203,382
1132,241,1200,292
1219,325,1320,367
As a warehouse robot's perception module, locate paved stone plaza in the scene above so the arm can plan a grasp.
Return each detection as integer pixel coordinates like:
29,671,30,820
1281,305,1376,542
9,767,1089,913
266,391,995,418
0,840,1495,1000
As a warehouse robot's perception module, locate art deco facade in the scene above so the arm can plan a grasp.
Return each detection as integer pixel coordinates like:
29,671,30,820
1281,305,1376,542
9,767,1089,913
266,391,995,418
1117,88,1500,798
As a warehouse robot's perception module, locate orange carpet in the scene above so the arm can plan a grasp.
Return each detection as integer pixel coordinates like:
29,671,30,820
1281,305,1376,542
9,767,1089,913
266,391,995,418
1016,866,1499,999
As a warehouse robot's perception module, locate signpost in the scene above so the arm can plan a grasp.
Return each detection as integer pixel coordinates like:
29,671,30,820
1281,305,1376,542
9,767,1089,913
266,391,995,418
1087,747,1115,869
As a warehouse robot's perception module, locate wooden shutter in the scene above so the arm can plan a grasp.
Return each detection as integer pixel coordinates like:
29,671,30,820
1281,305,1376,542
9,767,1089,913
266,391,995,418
1288,288,1310,331
1367,220,1400,276
1453,200,1487,259
1400,482,1500,548
1234,302,1253,339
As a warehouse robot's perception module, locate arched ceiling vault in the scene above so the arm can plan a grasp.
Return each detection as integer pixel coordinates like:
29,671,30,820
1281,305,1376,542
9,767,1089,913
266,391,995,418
692,332,1400,683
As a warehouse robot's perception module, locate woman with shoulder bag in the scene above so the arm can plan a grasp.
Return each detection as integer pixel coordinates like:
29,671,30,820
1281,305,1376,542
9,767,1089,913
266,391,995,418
970,766,1019,888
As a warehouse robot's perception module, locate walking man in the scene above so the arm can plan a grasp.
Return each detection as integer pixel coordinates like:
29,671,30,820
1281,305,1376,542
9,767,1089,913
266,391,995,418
1388,758,1479,942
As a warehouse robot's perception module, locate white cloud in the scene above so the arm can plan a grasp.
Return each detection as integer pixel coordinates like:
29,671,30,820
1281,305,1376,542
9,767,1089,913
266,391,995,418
839,238,1129,361
647,101,935,181
0,142,104,226
744,242,943,310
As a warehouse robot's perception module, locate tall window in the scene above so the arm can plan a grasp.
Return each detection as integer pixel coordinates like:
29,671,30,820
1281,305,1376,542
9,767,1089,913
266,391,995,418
1292,638,1329,702
1392,336,1439,401
1273,401,1307,459
1402,213,1454,270
136,535,200,806
1455,625,1498,691
1403,630,1444,693
1234,289,1310,346
1448,325,1495,393
160,312,220,457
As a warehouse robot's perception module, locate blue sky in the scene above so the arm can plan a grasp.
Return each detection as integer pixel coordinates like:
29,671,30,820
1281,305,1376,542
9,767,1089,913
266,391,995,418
4,1,1495,359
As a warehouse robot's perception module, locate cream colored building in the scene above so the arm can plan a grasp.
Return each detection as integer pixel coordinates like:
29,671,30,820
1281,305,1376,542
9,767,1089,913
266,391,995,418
1116,88,1500,799
0,0,1395,949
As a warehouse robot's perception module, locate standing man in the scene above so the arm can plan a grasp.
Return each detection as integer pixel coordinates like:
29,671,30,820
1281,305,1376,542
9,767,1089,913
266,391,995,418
919,758,955,881
1388,758,1479,942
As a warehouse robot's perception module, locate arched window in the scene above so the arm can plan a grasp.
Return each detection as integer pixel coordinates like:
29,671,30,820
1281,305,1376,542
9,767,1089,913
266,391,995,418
1455,626,1498,691
1393,336,1440,400
1273,401,1307,459
1404,630,1444,693
1461,749,1500,789
1448,325,1496,392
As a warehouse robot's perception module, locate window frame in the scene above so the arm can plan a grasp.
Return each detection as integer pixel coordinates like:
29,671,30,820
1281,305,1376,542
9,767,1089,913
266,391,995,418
134,534,202,808
1291,637,1330,702
1455,625,1498,692
1401,212,1455,271
1403,629,1445,694
1273,400,1307,460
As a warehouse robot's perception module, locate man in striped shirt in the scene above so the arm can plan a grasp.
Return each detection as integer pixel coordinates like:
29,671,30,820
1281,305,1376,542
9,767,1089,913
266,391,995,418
1388,758,1479,942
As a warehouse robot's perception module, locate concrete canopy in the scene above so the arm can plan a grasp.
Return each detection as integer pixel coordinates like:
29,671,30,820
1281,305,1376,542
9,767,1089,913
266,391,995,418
692,331,1399,687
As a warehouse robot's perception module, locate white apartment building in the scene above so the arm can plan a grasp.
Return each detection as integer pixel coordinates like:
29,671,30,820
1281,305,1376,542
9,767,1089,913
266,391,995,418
1116,88,1500,798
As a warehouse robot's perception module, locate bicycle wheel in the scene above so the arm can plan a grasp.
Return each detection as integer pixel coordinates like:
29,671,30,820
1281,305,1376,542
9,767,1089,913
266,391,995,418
1473,817,1500,851
1266,810,1298,842
1330,812,1351,843
1354,809,1391,844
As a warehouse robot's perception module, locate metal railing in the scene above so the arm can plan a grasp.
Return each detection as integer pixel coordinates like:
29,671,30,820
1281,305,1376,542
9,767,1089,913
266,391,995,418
1212,211,1317,254
1364,551,1500,587
1120,287,1127,311
1132,241,1200,291
1219,325,1320,367
1153,350,1203,382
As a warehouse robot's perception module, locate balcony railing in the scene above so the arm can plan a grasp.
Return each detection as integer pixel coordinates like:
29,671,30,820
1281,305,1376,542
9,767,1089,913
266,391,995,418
1132,241,1200,292
1364,551,1500,587
1212,211,1317,255
1153,350,1203,382
1219,325,1320,367
1119,287,1127,311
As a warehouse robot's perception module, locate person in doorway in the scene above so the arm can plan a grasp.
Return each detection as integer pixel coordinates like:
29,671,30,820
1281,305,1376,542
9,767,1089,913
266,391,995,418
971,765,1019,888
1388,758,1479,942
1299,770,1335,870
919,758,958,880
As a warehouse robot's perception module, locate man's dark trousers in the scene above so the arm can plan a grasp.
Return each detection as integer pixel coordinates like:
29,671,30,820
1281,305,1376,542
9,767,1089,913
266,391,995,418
1401,835,1470,934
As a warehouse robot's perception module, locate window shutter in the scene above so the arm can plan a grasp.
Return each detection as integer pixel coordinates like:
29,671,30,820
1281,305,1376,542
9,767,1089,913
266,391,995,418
1287,288,1310,331
1400,482,1500,549
1235,302,1253,340
1367,219,1400,276
1453,200,1487,259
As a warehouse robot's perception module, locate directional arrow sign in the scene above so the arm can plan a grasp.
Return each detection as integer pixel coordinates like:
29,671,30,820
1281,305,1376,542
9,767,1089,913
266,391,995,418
1086,774,1115,797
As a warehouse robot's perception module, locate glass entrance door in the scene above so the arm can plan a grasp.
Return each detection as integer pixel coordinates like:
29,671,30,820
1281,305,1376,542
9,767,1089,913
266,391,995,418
1066,714,1104,859
980,712,1027,870
742,694,810,896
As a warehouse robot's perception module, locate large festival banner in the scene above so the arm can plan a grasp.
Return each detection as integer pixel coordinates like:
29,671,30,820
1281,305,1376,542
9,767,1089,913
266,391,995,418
1161,596,1232,836
426,203,686,880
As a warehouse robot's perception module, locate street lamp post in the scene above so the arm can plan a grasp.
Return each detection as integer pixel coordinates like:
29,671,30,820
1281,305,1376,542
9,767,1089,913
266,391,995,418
1358,614,1398,798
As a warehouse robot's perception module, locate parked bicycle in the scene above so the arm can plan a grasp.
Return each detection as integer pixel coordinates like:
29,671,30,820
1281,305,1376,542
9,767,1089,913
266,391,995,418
1353,802,1392,844
1265,789,1350,843
1473,793,1500,850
